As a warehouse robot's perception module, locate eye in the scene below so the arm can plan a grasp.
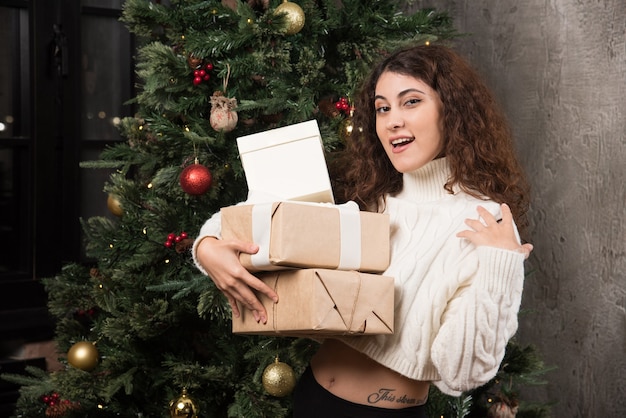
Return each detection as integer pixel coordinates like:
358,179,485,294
404,98,422,106
375,104,390,113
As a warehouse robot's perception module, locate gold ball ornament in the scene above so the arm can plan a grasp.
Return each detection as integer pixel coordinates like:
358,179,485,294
274,0,305,35
339,115,355,141
107,194,123,217
262,357,296,397
67,341,99,371
169,389,198,418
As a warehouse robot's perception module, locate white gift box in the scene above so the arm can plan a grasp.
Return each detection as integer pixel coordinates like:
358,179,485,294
236,120,335,203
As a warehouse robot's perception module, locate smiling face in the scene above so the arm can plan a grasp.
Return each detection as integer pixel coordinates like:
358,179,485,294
374,71,445,173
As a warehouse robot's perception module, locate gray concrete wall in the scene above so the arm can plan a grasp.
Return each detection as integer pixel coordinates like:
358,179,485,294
407,1,626,416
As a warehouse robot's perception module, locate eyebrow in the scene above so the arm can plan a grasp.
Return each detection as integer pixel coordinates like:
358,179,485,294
374,88,426,101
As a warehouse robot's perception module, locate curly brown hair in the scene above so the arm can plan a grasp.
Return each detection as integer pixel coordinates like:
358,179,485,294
330,43,530,236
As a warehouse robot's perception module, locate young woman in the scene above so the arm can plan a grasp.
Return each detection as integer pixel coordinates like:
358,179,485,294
193,44,532,417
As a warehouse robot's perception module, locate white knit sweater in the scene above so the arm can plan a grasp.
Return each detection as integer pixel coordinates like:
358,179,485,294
336,157,526,395
192,157,526,396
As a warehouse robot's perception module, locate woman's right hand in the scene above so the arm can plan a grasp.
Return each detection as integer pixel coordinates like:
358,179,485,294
195,237,278,324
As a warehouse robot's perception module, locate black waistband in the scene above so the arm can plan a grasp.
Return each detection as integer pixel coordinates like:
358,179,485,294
292,366,428,418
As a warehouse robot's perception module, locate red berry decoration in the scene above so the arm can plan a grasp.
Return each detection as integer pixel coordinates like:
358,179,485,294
191,61,214,86
334,96,352,115
164,231,193,253
180,163,212,195
164,231,189,248
42,392,61,406
42,392,81,417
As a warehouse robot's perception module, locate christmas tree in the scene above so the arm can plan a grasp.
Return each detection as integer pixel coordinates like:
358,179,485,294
3,1,550,417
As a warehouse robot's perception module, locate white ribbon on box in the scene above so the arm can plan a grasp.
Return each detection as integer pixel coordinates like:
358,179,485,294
250,201,362,270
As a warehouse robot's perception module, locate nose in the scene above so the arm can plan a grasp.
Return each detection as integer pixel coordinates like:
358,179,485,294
386,111,404,130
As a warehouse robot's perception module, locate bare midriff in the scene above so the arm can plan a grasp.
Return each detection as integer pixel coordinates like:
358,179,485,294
310,339,430,409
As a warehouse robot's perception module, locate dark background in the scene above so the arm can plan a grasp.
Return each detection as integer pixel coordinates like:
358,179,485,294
0,0,134,414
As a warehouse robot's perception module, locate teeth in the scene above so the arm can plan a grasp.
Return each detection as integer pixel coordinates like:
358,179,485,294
391,137,413,146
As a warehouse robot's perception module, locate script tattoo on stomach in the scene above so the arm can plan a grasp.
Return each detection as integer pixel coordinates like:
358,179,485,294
367,388,422,406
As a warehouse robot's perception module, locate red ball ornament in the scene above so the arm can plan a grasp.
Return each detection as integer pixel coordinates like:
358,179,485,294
180,163,212,195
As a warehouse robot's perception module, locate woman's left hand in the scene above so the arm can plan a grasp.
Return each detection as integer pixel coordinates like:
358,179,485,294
457,203,533,259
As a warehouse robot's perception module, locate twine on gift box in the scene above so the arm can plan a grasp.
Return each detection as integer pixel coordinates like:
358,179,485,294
269,273,280,332
346,271,363,332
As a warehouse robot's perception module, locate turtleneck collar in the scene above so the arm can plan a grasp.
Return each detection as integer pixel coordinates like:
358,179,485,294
394,157,453,203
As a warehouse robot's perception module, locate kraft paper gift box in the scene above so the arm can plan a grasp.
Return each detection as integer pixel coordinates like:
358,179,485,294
232,268,395,336
236,119,335,204
220,201,390,273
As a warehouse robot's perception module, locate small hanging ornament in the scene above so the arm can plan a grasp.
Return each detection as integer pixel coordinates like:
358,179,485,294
169,388,199,418
210,64,238,132
67,341,99,371
180,159,212,195
262,356,296,397
106,193,123,217
274,0,305,35
186,53,202,69
210,91,238,131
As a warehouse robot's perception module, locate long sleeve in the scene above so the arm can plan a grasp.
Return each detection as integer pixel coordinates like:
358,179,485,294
430,246,526,395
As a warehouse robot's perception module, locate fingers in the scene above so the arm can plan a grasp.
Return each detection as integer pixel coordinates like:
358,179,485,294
217,271,275,324
464,204,512,230
476,204,512,225
521,243,534,260
461,205,497,233
457,203,523,252
462,217,486,232
226,295,241,318
498,203,513,225
197,237,275,324
226,289,265,324
475,205,496,225
228,239,259,255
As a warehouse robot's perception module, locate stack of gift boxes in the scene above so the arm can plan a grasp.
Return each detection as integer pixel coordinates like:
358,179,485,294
225,120,394,337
